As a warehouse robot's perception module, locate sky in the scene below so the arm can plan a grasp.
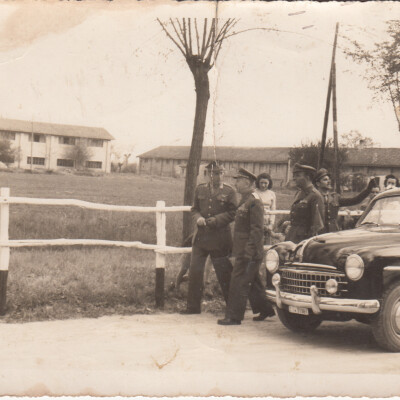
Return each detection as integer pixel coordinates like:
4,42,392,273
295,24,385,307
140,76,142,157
0,1,399,160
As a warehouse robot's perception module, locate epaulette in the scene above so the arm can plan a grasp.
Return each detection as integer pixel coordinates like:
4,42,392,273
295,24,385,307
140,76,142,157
311,187,321,195
223,183,234,189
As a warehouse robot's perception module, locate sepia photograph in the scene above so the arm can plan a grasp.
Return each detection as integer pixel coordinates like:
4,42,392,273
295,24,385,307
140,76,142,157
0,0,400,397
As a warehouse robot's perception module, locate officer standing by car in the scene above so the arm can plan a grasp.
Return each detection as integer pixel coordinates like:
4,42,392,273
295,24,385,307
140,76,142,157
181,161,237,314
218,168,274,326
286,163,325,244
314,168,378,232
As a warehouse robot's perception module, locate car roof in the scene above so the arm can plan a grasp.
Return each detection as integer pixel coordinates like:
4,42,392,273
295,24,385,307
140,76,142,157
373,188,400,201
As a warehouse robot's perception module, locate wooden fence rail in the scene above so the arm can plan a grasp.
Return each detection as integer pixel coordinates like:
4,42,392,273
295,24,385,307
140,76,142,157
0,187,363,314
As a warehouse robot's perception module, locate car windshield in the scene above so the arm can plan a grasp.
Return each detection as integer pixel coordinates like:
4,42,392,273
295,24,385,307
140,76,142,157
359,195,400,226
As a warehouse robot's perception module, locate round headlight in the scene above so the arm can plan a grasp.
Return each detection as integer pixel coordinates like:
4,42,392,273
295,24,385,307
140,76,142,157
345,254,364,281
266,249,279,273
325,278,338,294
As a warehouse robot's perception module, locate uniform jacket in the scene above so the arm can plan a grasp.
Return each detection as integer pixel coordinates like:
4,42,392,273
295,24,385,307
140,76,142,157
319,187,371,232
287,184,325,244
191,182,237,248
232,190,264,261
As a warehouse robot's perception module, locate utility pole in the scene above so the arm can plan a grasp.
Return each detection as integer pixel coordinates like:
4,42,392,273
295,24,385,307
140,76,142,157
318,23,339,170
30,120,33,171
332,61,341,194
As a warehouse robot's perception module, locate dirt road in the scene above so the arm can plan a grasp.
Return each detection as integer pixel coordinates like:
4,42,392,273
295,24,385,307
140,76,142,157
1,312,400,397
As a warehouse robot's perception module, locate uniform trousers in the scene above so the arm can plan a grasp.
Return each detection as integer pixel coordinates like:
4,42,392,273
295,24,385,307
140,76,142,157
187,243,233,313
225,257,274,321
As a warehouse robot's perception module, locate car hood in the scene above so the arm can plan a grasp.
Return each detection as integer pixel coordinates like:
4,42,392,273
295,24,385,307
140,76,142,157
303,226,400,268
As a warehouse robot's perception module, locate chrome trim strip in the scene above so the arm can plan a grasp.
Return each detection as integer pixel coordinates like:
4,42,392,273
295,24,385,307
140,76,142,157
288,262,337,270
281,282,347,290
282,269,346,278
384,266,400,272
266,289,380,314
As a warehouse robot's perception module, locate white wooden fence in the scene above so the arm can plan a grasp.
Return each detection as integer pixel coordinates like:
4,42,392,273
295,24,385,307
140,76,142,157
0,187,363,314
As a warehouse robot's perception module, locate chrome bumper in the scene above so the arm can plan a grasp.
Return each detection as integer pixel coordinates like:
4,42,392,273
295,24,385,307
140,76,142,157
266,287,380,315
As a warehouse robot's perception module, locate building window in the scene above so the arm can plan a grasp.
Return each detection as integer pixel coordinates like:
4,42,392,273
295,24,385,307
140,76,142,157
28,134,45,143
86,161,102,169
27,157,45,165
87,139,103,147
57,159,74,167
0,131,15,140
58,137,76,145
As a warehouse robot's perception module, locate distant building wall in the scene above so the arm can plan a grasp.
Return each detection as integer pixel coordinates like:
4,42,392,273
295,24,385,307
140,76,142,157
139,156,290,186
342,165,400,177
4,131,112,172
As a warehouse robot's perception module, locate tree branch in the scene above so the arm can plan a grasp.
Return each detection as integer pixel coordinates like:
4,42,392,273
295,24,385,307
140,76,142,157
212,19,238,64
182,19,191,56
214,19,231,44
200,19,208,58
396,71,400,101
169,18,186,51
176,18,189,55
206,18,236,65
201,18,215,59
188,18,193,56
194,18,201,55
205,19,217,64
157,18,187,58
389,84,400,129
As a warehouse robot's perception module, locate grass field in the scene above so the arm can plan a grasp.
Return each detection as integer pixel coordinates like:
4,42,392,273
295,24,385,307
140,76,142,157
1,171,295,322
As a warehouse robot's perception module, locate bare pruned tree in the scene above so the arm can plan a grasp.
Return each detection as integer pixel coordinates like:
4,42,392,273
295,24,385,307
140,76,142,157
157,16,238,241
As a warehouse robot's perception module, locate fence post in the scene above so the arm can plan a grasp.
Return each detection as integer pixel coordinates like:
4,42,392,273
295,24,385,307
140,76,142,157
0,187,10,315
155,200,166,309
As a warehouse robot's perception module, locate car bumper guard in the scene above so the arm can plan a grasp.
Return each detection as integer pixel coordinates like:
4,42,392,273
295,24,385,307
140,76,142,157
266,280,380,314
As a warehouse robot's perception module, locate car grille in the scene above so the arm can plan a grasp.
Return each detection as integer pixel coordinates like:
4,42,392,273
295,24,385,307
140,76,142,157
281,268,348,297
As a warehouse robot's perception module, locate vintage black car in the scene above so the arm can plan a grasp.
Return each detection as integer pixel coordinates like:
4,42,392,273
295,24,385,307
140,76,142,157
265,188,400,351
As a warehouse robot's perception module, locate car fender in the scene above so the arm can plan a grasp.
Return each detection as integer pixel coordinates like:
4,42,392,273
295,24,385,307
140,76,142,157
383,266,400,288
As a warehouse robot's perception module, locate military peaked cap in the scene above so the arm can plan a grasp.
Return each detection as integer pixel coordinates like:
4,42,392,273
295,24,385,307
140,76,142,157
314,168,331,183
234,167,257,182
293,163,316,175
205,160,224,172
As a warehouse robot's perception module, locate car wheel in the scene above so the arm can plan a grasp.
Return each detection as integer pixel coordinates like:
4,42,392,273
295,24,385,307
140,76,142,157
276,307,322,333
372,281,400,352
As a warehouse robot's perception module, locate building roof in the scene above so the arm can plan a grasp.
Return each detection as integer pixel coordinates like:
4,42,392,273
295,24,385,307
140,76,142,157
139,145,400,168
0,118,114,140
138,146,291,163
345,148,400,167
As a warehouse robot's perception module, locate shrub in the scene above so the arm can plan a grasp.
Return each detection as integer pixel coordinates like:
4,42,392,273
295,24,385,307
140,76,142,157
122,163,137,174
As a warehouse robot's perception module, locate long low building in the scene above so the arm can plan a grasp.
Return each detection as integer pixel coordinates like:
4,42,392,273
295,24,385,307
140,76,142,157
0,118,114,173
138,146,400,187
138,146,292,186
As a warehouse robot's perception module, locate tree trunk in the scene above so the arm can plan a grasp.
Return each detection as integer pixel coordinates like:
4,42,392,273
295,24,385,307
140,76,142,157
182,66,210,243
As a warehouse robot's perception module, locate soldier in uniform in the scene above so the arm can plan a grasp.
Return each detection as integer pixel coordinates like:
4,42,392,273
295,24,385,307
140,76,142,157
314,168,377,232
181,161,237,314
286,164,325,244
218,168,274,326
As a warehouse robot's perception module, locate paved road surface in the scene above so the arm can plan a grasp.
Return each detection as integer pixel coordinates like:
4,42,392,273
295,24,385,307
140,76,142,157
1,312,400,397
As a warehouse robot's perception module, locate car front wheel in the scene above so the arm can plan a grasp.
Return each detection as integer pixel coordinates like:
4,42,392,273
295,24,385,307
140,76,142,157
372,282,400,352
276,307,322,333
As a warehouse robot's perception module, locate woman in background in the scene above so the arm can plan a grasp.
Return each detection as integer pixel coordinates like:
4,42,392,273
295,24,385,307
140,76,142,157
254,173,276,244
